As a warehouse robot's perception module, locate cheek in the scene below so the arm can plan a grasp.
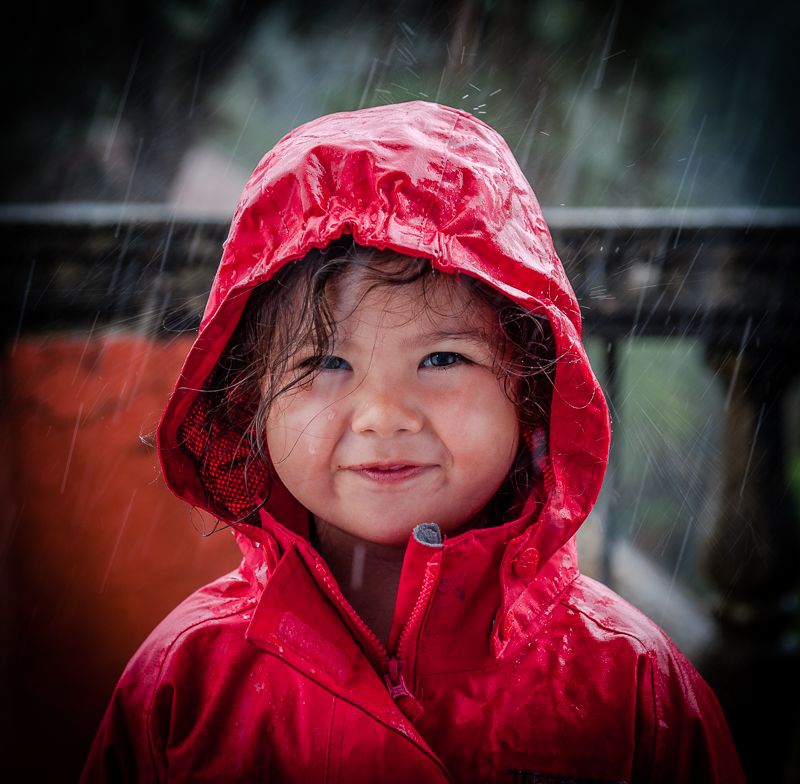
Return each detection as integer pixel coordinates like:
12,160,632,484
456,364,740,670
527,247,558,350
265,419,290,465
265,398,296,463
440,384,519,467
266,395,341,464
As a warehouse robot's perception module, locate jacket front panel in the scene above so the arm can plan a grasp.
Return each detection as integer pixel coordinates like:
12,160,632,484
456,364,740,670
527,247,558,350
83,530,742,783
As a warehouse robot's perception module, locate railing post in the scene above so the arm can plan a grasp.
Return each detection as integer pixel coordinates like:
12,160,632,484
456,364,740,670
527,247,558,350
702,338,800,781
601,337,620,587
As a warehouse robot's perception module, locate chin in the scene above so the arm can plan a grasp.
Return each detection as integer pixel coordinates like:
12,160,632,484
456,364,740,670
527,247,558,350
362,528,418,547
357,513,459,546
353,519,426,546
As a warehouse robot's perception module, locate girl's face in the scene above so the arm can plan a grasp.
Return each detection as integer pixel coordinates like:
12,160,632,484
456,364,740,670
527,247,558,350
265,272,520,546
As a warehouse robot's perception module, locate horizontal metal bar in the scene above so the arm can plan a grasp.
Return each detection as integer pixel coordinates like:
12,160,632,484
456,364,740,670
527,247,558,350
3,202,800,230
1,204,798,344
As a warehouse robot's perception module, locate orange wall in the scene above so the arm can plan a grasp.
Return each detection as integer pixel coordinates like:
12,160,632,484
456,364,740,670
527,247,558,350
1,335,241,781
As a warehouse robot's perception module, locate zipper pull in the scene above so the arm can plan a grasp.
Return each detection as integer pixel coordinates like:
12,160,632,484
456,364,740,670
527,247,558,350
384,657,424,722
384,657,411,700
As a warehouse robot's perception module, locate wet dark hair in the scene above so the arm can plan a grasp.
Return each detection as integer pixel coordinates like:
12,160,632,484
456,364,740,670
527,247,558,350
194,237,555,526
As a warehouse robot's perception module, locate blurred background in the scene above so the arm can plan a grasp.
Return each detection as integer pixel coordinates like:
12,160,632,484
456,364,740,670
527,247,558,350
1,0,799,781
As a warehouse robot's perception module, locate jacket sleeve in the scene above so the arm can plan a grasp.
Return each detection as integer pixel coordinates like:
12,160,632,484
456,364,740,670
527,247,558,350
634,638,745,783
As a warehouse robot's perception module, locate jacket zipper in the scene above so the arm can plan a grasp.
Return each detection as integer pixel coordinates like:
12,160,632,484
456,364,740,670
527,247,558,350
313,558,391,670
395,561,440,668
312,555,440,703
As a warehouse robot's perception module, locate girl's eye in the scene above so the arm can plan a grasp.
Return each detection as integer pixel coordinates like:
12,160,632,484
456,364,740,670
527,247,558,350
296,355,350,371
319,355,350,371
421,352,468,369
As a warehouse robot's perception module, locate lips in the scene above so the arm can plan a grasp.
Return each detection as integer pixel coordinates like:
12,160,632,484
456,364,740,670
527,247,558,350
345,462,436,483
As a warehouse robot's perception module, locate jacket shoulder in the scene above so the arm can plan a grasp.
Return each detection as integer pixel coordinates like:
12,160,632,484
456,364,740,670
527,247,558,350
81,567,258,782
563,573,677,653
560,574,744,783
125,567,257,682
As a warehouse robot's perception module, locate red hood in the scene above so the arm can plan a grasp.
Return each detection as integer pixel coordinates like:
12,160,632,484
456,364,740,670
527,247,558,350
157,100,610,568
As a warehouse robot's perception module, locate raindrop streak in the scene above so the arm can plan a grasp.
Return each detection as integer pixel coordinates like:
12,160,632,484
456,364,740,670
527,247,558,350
723,316,753,413
104,39,143,162
740,402,765,499
100,490,138,593
634,282,670,337
627,453,653,543
72,312,100,385
107,223,133,297
627,277,648,342
60,402,85,495
515,90,546,172
593,0,622,90
661,514,695,626
12,258,36,358
225,97,257,175
746,157,778,233
671,115,707,211
674,155,703,249
359,58,379,108
115,137,144,238
563,53,593,129
668,243,703,311
159,217,176,274
124,289,172,409
434,64,448,103
397,44,417,66
189,54,204,120
399,22,416,42
617,59,637,143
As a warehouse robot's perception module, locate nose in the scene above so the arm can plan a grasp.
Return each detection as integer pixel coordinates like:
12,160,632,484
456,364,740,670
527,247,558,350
350,381,424,437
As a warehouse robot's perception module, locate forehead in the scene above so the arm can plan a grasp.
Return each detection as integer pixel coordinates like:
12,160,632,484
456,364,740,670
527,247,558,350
328,266,494,337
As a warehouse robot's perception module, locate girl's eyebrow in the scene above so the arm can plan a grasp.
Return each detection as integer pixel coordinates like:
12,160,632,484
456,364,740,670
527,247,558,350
405,328,490,345
295,328,491,352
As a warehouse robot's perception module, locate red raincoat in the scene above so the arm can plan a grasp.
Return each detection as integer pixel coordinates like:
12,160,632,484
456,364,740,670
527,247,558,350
83,102,744,783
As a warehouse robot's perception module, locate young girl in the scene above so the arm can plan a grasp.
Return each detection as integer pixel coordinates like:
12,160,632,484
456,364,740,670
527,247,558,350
83,101,744,782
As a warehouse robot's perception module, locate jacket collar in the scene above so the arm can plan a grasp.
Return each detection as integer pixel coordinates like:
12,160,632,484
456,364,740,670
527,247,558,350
238,504,580,678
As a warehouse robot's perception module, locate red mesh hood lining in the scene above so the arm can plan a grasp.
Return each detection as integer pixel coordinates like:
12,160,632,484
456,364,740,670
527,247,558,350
176,370,269,525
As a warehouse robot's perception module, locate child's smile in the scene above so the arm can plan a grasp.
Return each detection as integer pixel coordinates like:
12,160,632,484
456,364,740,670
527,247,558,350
344,463,437,483
265,272,520,546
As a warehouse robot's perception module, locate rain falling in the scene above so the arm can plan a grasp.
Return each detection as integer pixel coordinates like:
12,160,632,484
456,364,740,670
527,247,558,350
1,1,798,782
